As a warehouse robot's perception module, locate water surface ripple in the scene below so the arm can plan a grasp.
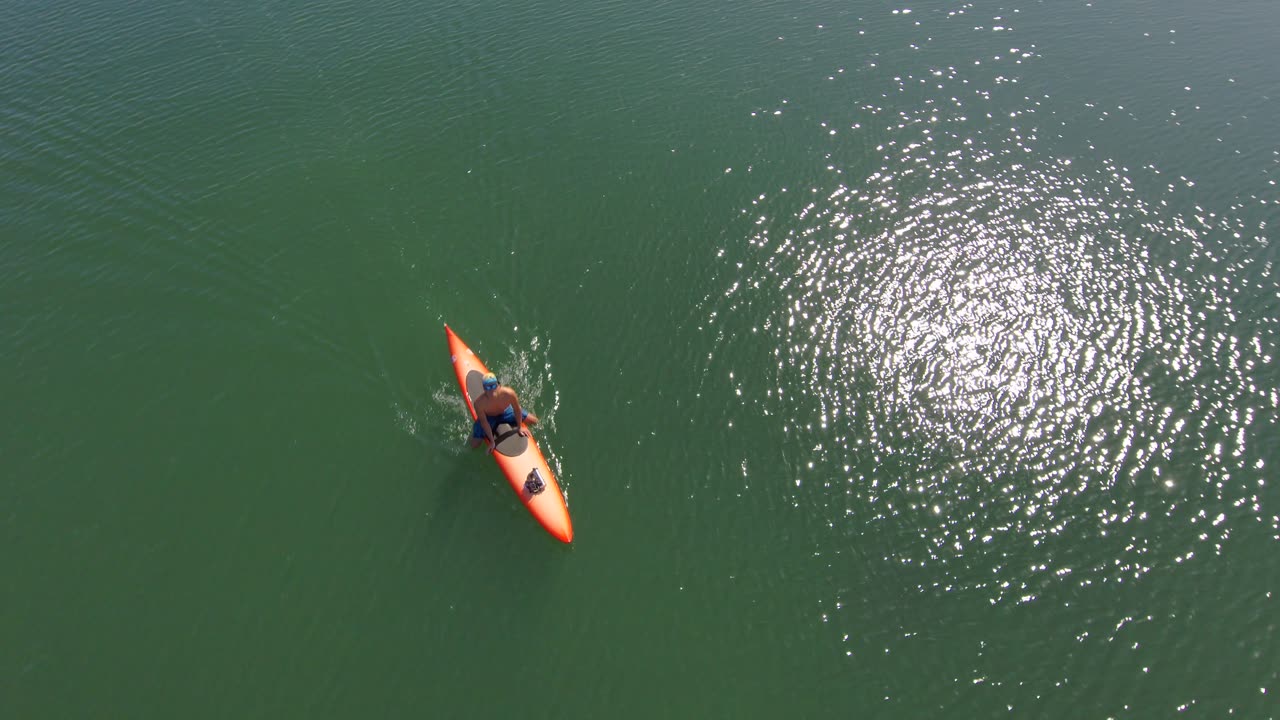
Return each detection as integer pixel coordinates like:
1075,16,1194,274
705,4,1278,710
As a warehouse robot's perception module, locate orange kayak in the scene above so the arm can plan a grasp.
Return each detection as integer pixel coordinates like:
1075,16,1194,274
444,324,573,543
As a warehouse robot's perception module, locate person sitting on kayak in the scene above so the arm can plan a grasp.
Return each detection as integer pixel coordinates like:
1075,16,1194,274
470,372,538,453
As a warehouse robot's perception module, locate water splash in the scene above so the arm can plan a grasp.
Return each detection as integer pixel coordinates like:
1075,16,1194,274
407,331,563,478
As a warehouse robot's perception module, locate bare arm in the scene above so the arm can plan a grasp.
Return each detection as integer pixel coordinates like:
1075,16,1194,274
475,397,498,449
483,416,498,447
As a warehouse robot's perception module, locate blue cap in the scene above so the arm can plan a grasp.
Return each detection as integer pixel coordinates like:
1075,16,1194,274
481,373,498,390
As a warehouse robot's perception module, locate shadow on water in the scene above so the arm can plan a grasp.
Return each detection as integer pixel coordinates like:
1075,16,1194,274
421,449,567,604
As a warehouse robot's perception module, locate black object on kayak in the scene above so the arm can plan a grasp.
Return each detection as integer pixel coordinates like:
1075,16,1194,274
525,468,546,495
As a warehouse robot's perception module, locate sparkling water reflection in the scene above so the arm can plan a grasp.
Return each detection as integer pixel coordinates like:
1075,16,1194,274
708,21,1278,608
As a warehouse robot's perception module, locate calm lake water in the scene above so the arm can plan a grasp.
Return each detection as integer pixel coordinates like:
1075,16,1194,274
3,0,1278,717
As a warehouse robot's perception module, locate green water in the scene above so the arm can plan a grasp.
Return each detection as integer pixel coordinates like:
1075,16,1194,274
4,0,1278,717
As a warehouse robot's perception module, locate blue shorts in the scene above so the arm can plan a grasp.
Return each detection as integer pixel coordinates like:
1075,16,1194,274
472,406,529,439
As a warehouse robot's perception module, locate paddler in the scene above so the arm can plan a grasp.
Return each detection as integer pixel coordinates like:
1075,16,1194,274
470,372,539,453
